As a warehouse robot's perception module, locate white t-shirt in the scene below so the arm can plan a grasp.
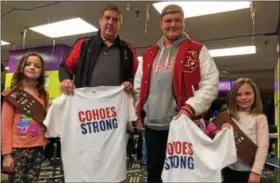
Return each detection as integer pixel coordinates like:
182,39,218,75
43,86,137,182
162,115,237,183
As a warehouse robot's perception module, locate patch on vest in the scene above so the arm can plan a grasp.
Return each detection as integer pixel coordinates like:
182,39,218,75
183,51,198,73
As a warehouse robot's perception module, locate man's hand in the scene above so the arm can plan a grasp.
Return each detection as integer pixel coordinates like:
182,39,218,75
121,81,133,93
136,118,144,131
193,118,204,126
127,121,134,133
248,172,261,183
176,109,192,119
60,79,75,95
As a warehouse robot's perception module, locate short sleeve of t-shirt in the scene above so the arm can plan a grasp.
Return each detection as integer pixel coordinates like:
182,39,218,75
43,96,66,137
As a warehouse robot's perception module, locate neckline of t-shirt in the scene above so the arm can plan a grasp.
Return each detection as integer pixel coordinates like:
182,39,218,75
74,86,124,99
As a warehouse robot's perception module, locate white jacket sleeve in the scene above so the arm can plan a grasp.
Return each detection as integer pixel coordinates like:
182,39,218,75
133,59,143,107
185,46,219,116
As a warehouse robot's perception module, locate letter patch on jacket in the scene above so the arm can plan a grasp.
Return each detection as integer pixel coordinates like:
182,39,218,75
183,51,198,73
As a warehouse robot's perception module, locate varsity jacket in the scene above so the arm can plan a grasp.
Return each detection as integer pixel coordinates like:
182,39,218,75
59,31,138,87
134,39,219,118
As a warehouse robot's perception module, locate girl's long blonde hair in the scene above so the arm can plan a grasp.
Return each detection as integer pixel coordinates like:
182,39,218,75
227,78,263,120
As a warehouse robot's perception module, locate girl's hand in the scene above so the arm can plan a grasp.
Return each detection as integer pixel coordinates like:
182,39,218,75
221,123,232,130
216,123,232,133
3,154,14,173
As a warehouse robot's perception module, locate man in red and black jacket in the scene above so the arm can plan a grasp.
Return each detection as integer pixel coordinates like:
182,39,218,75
59,4,138,94
134,4,219,183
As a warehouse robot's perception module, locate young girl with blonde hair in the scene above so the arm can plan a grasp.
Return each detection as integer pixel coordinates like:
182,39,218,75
222,78,269,183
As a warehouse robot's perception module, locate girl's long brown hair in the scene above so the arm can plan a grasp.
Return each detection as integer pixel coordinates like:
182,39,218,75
227,77,263,120
11,52,47,102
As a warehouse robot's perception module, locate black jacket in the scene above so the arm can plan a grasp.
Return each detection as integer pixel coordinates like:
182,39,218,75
59,31,138,88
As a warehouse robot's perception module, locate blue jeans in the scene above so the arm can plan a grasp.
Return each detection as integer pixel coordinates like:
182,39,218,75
141,133,147,164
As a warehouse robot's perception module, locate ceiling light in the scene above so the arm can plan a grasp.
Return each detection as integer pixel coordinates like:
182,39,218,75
1,40,10,46
220,71,229,74
153,2,251,18
29,18,98,38
209,46,256,57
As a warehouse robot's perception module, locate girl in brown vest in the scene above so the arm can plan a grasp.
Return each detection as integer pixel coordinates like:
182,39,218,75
2,52,49,182
222,78,269,183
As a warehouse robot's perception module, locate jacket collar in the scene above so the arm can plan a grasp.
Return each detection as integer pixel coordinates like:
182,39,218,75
95,29,125,47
